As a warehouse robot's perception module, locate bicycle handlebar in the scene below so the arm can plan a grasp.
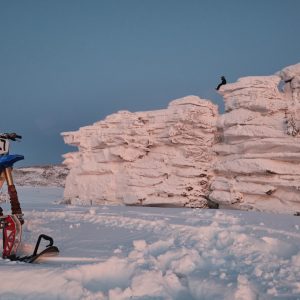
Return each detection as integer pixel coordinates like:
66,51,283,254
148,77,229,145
0,133,22,141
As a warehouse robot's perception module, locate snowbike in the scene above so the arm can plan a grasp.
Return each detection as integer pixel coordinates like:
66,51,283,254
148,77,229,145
0,133,59,263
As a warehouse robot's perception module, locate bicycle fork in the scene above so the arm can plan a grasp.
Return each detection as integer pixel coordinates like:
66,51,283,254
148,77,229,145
0,167,23,258
0,167,23,222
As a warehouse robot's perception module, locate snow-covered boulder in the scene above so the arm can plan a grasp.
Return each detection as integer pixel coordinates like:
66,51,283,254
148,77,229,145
62,96,219,207
210,63,300,213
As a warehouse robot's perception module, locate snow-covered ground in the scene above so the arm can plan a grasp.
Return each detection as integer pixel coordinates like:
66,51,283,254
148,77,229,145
1,187,300,300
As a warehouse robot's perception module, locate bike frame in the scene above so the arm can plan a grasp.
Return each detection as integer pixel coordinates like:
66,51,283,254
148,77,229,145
0,157,24,220
0,133,59,261
0,133,24,258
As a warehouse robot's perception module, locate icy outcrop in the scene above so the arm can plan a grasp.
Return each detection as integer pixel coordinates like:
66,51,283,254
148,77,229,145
62,96,218,207
210,63,300,213
62,63,300,213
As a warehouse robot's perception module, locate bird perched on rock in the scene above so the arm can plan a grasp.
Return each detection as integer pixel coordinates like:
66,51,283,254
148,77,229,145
216,76,227,90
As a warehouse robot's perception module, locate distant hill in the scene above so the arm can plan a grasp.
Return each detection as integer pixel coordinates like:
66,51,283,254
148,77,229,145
13,165,69,187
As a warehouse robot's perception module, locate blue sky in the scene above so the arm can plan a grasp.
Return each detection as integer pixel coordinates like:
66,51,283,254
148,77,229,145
1,0,300,166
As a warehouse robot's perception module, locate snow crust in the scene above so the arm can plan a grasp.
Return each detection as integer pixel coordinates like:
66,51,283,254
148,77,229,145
62,63,300,213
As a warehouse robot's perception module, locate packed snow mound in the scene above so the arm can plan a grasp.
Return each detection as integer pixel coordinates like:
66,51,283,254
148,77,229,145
62,63,300,213
210,63,300,214
62,96,219,207
13,165,68,187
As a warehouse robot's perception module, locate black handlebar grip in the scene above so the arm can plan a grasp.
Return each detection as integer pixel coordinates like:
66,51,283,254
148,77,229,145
0,133,22,140
32,234,54,256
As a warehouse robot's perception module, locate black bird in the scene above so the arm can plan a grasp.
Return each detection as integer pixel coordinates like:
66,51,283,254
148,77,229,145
216,76,227,90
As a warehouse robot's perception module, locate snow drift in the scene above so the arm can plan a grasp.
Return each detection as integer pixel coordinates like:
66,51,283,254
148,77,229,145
62,63,300,213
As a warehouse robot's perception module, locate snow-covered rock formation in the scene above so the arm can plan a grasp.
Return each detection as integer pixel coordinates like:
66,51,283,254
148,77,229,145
210,63,300,213
62,96,218,207
62,63,300,213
